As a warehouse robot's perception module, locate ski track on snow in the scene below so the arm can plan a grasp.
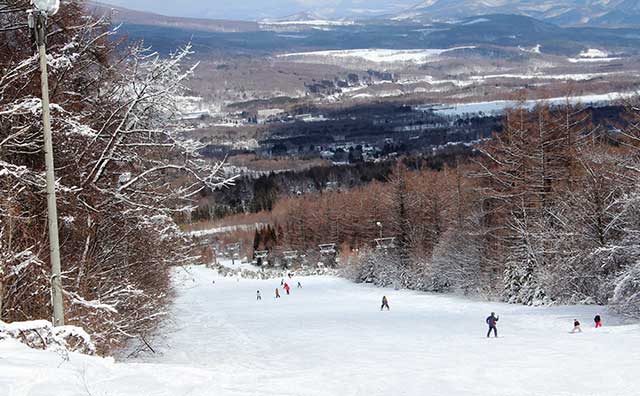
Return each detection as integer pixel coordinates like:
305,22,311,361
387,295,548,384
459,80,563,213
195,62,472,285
2,263,640,396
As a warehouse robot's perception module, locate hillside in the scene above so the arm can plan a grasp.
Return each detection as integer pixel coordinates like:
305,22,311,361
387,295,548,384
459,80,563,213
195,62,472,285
88,2,260,32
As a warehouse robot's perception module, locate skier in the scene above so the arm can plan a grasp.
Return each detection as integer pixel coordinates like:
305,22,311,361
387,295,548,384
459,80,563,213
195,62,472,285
284,282,291,295
275,288,281,298
281,279,285,286
297,281,302,288
571,319,582,333
594,314,602,328
486,312,499,338
381,296,390,311
256,290,262,301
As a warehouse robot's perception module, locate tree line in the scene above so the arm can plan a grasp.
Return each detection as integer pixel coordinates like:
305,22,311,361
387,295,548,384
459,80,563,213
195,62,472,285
267,103,640,316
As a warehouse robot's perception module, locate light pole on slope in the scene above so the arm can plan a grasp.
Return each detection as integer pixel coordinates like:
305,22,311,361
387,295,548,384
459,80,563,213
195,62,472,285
28,0,64,326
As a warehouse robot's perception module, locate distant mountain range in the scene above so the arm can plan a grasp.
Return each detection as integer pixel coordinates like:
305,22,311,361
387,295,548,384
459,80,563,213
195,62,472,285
88,2,260,33
262,0,640,28
394,0,640,27
92,0,640,28
88,2,640,58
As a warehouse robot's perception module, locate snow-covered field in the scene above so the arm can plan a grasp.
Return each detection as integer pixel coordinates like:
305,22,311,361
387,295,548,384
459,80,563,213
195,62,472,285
470,71,622,81
260,20,356,27
3,265,640,396
279,47,475,64
568,48,621,63
422,91,636,117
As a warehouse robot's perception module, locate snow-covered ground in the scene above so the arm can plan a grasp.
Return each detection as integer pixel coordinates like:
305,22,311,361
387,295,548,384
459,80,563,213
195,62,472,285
422,91,636,117
185,223,267,238
470,71,622,81
279,47,475,64
3,265,640,395
260,20,356,27
568,48,621,63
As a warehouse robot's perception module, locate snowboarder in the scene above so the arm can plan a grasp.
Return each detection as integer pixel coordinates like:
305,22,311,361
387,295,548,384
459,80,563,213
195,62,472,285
275,288,281,298
284,282,291,295
486,312,499,338
571,319,582,333
594,314,602,328
297,281,302,288
381,296,390,311
256,290,262,301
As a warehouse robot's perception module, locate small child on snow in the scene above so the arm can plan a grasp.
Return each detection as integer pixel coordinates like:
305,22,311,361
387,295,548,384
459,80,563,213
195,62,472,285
275,288,281,298
571,319,582,333
256,290,262,301
594,314,603,328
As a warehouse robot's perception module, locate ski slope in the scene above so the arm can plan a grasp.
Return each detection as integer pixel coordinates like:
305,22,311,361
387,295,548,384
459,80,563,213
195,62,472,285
3,264,640,396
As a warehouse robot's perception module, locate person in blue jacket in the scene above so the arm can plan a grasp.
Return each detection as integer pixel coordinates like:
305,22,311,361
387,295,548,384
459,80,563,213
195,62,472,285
486,312,499,338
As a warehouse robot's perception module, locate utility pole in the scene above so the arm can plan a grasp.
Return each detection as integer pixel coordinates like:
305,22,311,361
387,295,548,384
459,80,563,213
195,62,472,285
28,2,64,326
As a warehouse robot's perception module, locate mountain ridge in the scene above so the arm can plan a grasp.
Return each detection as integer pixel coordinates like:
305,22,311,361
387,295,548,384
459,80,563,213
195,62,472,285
87,1,260,32
394,0,640,27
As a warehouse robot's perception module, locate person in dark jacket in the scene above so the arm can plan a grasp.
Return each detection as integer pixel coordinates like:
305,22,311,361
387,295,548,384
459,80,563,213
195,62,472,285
256,290,262,301
381,296,390,311
594,314,602,328
486,312,499,338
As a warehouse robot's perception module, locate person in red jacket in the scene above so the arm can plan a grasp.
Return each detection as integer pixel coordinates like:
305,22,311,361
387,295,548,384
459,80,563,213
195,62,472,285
284,282,291,295
594,314,603,328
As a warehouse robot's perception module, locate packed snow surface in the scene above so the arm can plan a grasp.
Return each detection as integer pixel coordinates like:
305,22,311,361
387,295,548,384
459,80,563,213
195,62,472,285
2,264,640,395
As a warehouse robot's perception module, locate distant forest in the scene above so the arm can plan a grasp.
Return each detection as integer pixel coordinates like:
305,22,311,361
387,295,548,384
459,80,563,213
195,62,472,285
192,145,476,220
237,103,640,317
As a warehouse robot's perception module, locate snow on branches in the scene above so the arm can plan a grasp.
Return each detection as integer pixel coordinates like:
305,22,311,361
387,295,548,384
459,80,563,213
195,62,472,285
0,0,235,352
0,319,96,355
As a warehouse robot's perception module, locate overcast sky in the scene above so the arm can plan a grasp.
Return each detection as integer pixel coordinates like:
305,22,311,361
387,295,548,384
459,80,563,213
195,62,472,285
98,0,417,20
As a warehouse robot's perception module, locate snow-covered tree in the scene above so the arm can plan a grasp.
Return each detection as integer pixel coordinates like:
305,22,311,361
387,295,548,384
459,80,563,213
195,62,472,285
0,0,234,352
